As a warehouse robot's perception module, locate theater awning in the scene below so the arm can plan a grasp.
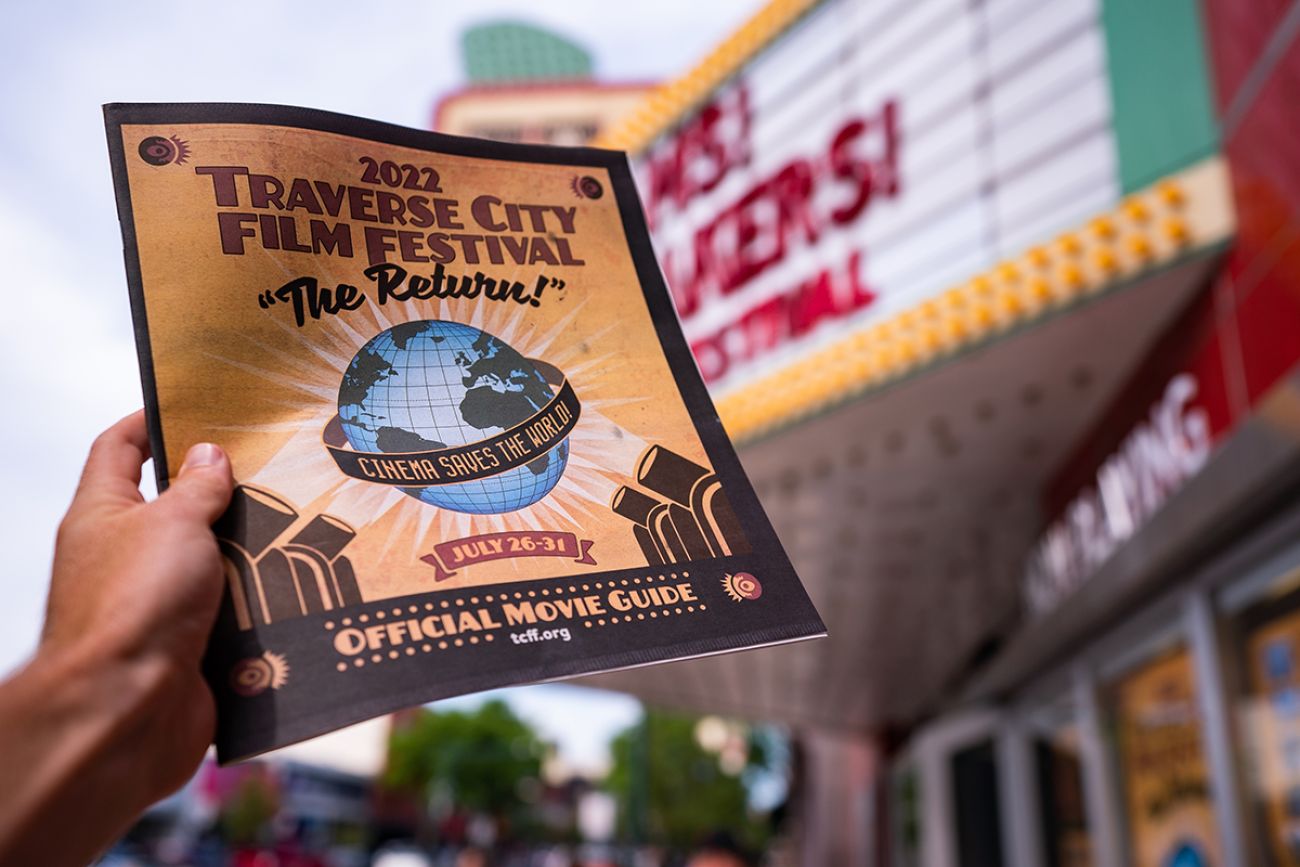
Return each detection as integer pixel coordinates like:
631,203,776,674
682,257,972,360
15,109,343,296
579,158,1235,729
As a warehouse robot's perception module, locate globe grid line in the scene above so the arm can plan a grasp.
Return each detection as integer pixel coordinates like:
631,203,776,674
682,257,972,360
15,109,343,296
206,290,653,573
339,320,571,515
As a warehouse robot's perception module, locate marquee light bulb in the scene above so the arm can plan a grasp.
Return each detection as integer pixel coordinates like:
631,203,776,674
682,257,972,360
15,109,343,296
1057,233,1083,257
1156,180,1185,208
970,301,996,329
920,326,943,352
1025,246,1051,269
1058,261,1085,290
1125,233,1154,261
1089,216,1117,240
1092,246,1119,275
1027,276,1052,303
1163,216,1190,245
996,288,1023,319
942,315,967,343
1122,197,1151,223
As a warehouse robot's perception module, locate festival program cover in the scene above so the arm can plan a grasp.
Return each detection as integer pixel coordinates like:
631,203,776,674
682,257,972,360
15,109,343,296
104,103,825,761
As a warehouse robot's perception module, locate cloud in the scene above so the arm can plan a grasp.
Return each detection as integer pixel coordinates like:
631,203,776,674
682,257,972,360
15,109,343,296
0,195,146,673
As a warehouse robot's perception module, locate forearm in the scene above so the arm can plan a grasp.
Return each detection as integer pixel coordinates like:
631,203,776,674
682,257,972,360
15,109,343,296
0,645,180,867
4,418,232,863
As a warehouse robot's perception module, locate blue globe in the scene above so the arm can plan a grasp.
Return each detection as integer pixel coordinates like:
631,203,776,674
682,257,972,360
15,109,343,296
337,320,569,514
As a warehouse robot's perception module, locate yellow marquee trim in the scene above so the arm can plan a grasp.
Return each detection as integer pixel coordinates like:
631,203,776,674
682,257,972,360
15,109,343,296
591,0,826,153
713,158,1235,445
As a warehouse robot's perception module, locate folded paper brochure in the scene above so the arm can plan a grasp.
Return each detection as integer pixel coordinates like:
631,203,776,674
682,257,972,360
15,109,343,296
105,103,825,761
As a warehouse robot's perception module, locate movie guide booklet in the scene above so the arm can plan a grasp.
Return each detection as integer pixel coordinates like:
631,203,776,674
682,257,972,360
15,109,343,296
104,103,825,761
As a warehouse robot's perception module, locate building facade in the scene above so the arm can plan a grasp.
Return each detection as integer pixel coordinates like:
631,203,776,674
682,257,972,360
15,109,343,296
578,0,1300,864
434,21,652,146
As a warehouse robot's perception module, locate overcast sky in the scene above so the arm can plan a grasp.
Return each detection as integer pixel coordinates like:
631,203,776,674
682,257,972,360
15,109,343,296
0,0,757,775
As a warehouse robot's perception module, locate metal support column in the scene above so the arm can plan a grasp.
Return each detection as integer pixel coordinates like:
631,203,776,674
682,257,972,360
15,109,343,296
1073,665,1125,866
1184,590,1249,866
996,715,1043,867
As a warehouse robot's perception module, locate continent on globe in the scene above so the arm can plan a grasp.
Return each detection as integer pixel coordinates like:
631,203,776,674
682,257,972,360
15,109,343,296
337,320,571,514
337,345,395,410
458,331,558,478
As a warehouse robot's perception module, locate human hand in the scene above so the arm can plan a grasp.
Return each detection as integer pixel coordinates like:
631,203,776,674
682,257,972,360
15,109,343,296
0,410,234,866
47,407,235,678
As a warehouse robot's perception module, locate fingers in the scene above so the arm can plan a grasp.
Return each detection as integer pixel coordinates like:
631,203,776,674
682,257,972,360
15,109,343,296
158,443,235,524
77,410,151,503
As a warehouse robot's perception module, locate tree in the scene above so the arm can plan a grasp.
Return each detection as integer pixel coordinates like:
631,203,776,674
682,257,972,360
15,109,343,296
384,700,545,834
219,773,279,847
604,709,778,851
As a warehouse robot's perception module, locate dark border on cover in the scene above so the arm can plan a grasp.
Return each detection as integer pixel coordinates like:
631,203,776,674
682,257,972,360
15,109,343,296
103,103,822,760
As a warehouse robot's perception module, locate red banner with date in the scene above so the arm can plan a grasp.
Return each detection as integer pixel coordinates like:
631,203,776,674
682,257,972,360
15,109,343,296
421,531,597,582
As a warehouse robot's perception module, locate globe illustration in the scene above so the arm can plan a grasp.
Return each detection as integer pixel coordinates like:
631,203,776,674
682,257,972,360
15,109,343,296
337,320,569,514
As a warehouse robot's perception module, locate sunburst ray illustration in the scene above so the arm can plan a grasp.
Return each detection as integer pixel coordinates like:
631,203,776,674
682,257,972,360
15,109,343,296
219,286,653,577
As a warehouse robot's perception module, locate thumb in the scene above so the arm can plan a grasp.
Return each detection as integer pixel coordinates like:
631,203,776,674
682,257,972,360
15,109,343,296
160,442,235,523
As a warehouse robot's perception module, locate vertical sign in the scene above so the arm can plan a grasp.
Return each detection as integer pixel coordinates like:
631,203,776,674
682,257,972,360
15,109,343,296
1243,603,1300,866
1111,648,1223,867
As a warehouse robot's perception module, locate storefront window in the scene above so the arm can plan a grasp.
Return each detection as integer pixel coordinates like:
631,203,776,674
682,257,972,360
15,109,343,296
1234,579,1300,866
892,766,921,867
1108,645,1223,867
1032,710,1093,867
950,740,1004,867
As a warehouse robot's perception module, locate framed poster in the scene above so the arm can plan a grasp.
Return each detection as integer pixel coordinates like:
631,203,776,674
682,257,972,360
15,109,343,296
1239,587,1300,866
1110,647,1222,867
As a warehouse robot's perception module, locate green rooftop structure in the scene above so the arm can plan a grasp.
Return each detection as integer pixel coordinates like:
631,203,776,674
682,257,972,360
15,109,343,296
462,21,594,84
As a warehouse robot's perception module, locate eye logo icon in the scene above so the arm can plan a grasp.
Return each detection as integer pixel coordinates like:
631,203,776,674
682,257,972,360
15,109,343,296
722,572,762,602
571,175,603,199
230,651,290,697
138,134,191,166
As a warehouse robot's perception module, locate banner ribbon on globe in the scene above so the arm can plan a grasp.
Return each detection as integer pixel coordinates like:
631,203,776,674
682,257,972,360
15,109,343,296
323,319,581,514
